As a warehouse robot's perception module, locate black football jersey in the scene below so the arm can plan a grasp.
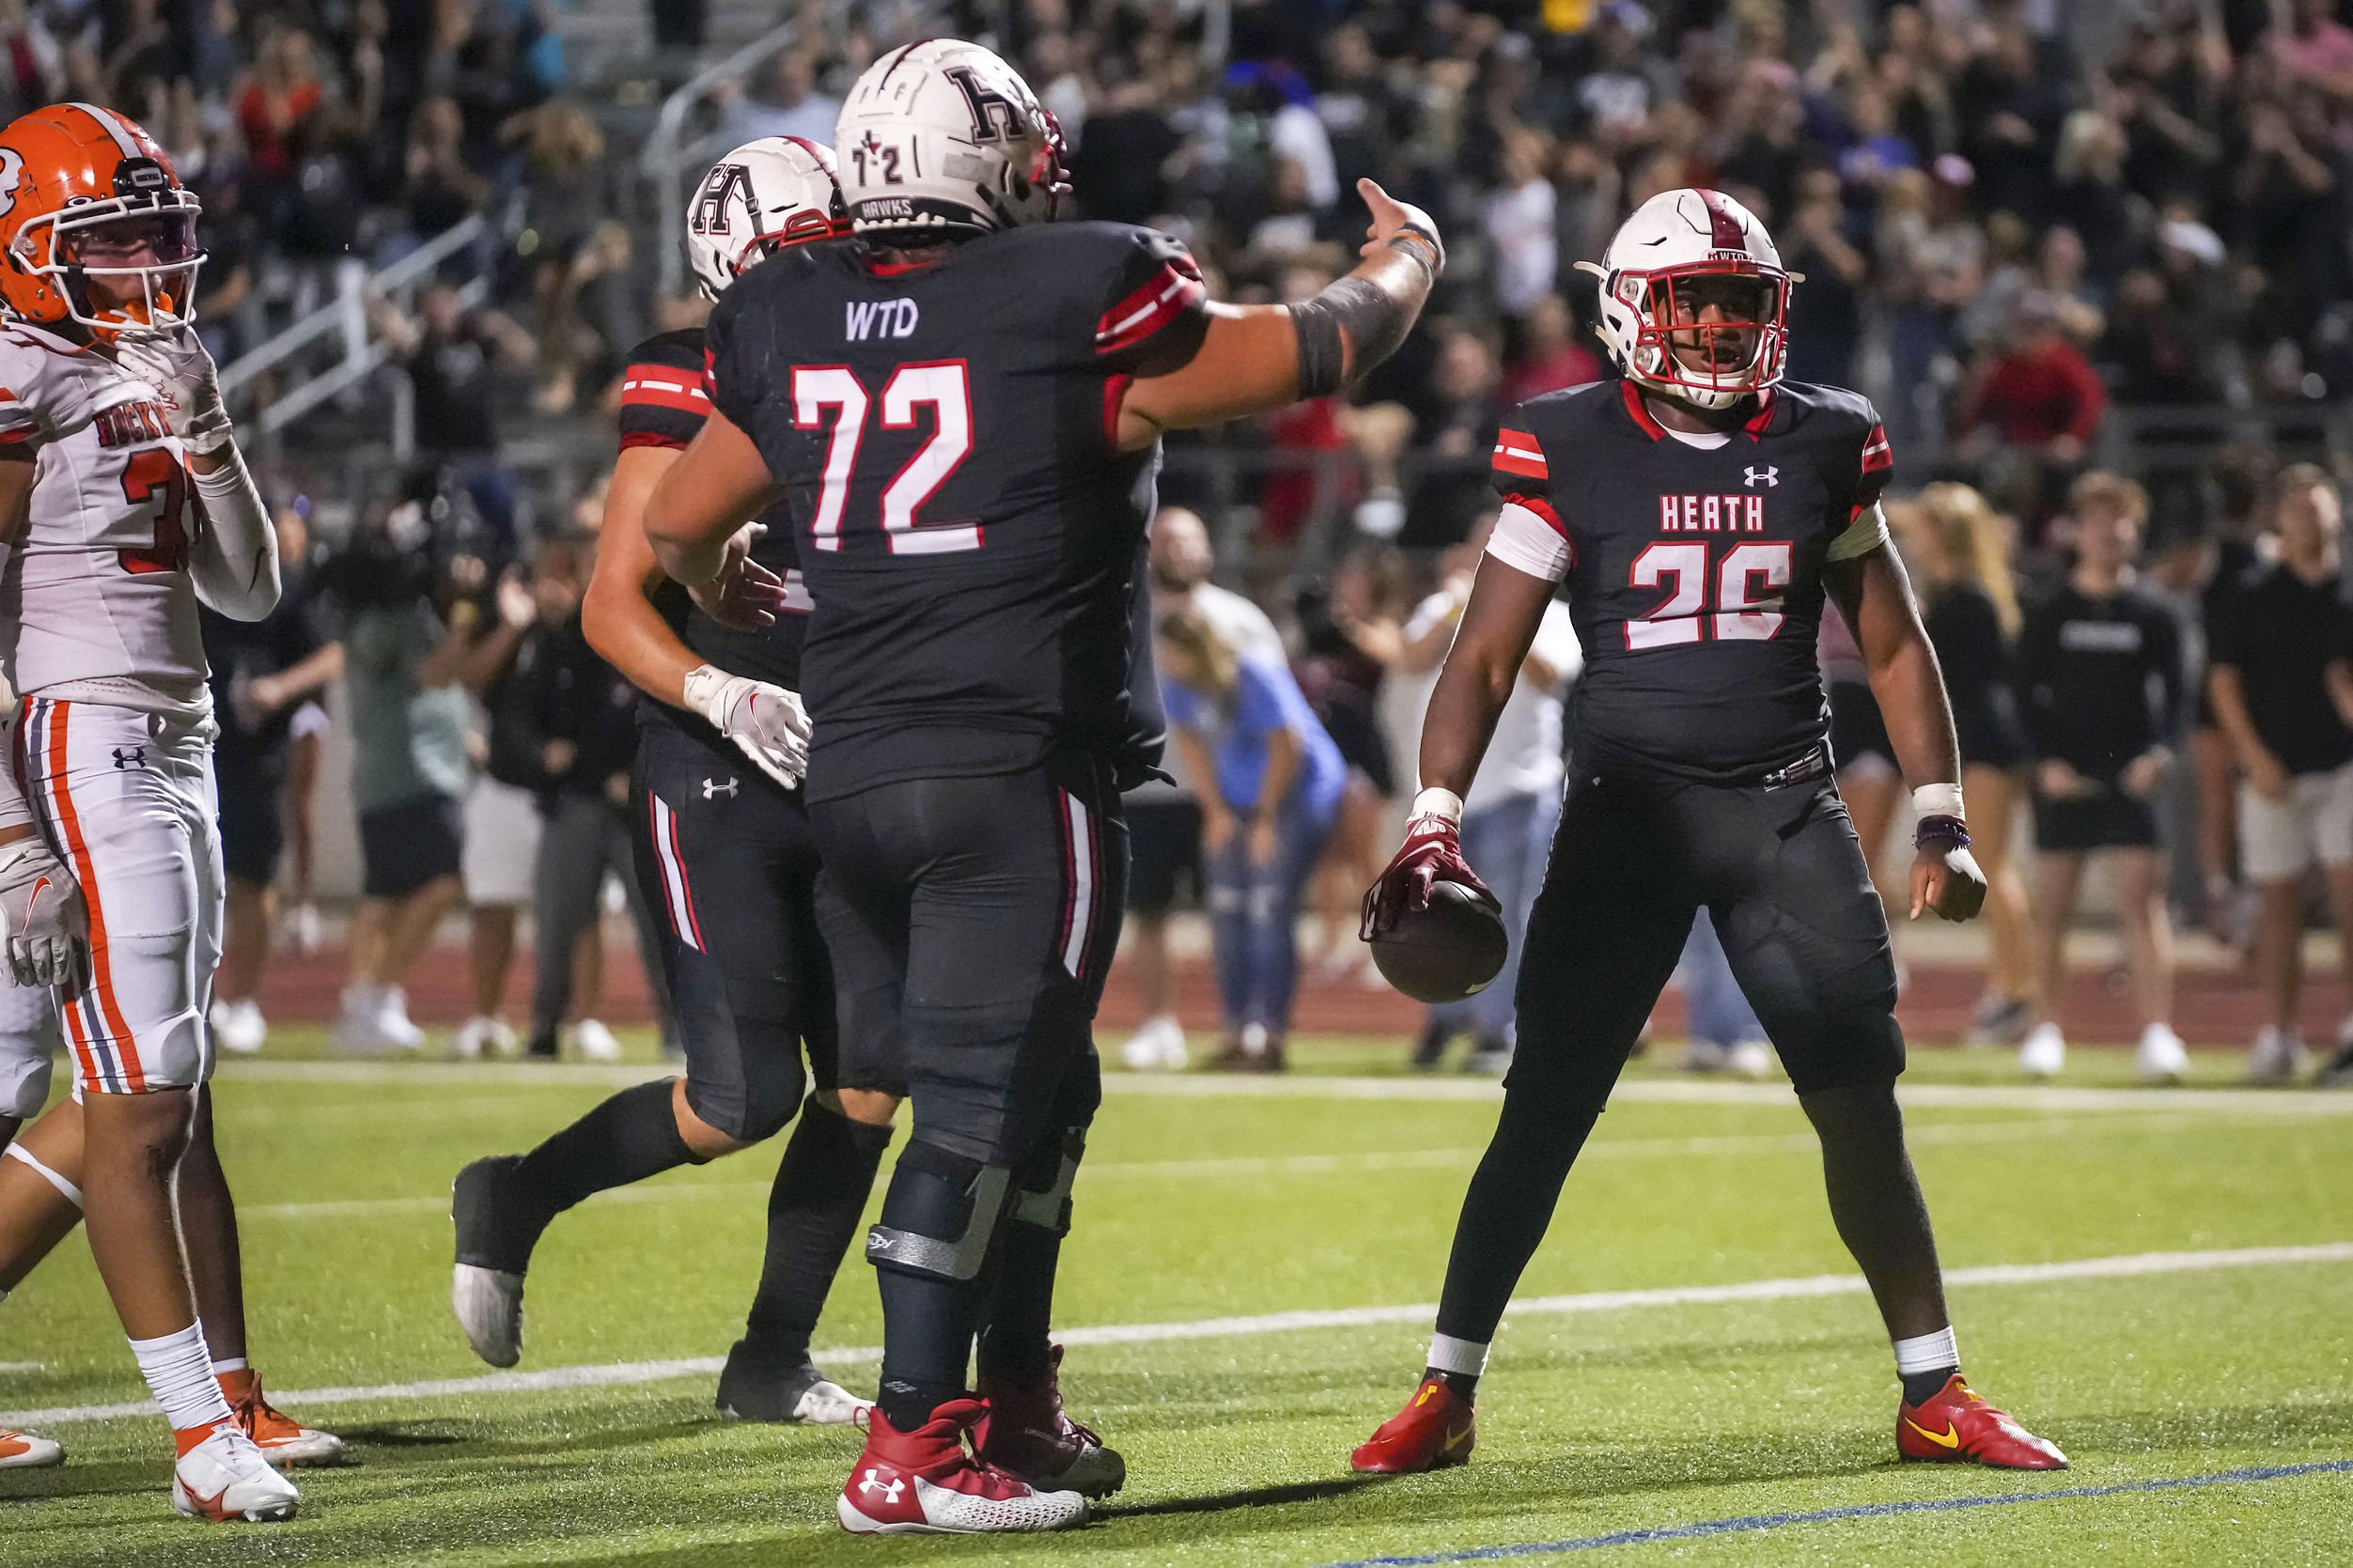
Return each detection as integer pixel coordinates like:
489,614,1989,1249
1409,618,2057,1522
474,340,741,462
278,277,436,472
1491,379,1894,784
616,327,809,729
706,222,1209,801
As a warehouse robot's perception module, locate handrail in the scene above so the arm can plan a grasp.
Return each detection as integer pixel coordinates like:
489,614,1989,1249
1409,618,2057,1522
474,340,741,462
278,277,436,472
217,213,491,401
641,21,803,299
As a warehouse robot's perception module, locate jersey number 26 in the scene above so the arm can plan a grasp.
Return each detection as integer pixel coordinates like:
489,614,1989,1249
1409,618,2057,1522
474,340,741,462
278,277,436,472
1627,541,1790,651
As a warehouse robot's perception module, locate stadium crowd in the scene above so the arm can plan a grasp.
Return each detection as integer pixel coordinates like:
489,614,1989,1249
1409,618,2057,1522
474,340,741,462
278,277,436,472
41,0,2353,1082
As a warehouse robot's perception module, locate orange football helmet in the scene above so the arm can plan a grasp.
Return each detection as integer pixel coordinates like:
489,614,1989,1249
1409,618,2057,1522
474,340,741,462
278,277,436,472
0,102,203,338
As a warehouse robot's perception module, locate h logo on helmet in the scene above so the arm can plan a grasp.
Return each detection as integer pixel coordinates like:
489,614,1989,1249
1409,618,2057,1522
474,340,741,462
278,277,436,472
692,163,752,237
943,65,1022,142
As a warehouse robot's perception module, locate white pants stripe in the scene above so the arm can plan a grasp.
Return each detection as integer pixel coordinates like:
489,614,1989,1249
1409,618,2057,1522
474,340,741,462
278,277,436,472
647,791,703,951
1058,789,1096,978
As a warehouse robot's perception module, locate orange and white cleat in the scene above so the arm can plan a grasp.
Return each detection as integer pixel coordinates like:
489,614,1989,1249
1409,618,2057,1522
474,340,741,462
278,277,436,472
1896,1374,2067,1469
171,1421,300,1522
1351,1376,1477,1474
0,1427,62,1467
836,1398,1087,1535
221,1369,343,1467
975,1344,1124,1498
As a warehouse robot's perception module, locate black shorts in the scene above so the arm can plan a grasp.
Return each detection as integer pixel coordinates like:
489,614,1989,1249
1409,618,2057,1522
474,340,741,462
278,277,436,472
1512,773,1902,1100
811,748,1124,1167
358,793,463,899
215,762,286,886
632,718,834,1142
1125,795,1202,914
1828,680,1897,774
2033,790,2159,852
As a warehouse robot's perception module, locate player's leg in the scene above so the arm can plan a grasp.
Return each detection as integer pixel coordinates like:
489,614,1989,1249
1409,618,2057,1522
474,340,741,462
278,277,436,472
26,703,298,1516
1355,778,1691,1473
1714,780,2065,1469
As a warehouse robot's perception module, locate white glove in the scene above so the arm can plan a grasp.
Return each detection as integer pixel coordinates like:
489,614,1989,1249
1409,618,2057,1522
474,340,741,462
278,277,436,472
0,835,87,989
112,329,232,454
682,663,810,791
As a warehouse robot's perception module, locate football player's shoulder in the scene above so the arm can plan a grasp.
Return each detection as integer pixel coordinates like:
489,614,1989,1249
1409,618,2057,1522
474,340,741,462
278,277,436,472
1510,379,1614,441
623,325,707,377
1774,380,1882,440
0,323,97,435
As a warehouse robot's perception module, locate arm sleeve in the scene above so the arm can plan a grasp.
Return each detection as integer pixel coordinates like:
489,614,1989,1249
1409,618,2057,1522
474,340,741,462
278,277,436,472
1826,407,1895,561
1487,403,1573,581
1093,227,1210,378
616,334,712,454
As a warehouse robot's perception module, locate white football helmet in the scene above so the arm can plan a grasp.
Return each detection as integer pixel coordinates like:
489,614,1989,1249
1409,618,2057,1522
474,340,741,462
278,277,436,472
1577,188,1798,411
683,135,848,301
834,39,1067,237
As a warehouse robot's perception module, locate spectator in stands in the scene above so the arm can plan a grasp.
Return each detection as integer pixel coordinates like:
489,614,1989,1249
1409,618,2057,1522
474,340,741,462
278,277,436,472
371,283,537,550
1483,129,1557,317
1782,169,1870,387
518,534,672,1063
514,100,611,413
201,499,342,1058
2205,466,2353,1084
649,0,707,54
1121,508,1286,1074
710,48,839,150
1954,293,2108,526
2190,446,2277,948
2015,474,2189,1082
397,95,492,253
1070,68,1180,226
236,24,326,229
320,484,481,1055
1498,293,1600,408
1402,327,1503,549
2051,106,2137,286
1160,604,1348,1075
1397,514,1579,1075
1676,917,1771,1078
1898,485,2036,1045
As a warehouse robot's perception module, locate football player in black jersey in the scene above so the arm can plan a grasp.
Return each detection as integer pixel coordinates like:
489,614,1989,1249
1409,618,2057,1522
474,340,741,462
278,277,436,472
1354,189,2066,1475
644,39,1441,1533
449,139,898,1428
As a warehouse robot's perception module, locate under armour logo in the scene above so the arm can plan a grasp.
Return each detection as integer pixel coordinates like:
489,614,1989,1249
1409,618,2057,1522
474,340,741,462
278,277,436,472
858,1468,904,1503
1744,466,1779,489
111,746,146,769
702,777,738,800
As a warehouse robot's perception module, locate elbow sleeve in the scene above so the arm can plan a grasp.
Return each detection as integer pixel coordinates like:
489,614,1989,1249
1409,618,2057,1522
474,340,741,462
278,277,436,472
191,447,282,620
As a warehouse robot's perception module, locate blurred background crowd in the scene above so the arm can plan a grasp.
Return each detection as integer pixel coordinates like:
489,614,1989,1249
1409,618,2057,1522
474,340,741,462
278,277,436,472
36,0,2353,1076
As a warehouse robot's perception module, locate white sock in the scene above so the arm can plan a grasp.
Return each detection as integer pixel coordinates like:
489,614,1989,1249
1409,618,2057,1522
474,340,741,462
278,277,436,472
1893,1326,1960,1380
128,1322,235,1436
1426,1332,1490,1377
210,1356,249,1378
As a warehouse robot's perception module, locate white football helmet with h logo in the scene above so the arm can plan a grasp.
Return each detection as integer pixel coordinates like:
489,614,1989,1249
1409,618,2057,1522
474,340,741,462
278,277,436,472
834,39,1067,237
1577,188,1798,411
683,135,848,302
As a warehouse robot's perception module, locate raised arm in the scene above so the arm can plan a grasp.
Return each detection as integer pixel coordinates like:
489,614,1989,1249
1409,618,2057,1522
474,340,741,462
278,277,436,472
1115,179,1441,452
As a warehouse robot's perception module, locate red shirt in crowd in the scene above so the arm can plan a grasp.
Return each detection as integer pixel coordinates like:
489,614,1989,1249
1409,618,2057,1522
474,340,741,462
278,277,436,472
1956,336,2108,445
238,79,323,179
1500,342,1603,407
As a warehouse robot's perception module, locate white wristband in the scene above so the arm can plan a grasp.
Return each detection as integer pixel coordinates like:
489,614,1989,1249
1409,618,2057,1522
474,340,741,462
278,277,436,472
1912,783,1965,823
1410,786,1464,828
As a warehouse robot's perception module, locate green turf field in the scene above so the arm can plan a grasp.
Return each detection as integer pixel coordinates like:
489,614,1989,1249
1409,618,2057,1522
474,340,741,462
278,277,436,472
6,1033,2353,1565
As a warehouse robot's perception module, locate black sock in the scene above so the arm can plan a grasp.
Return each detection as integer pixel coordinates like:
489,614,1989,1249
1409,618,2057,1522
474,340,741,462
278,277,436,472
876,1268,984,1431
1901,1366,1958,1405
741,1100,894,1358
1426,1367,1479,1404
974,1218,1060,1389
510,1079,698,1217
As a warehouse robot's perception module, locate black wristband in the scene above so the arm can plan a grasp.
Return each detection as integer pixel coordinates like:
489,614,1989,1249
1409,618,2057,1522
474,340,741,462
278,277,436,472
1914,815,1971,852
1386,231,1440,283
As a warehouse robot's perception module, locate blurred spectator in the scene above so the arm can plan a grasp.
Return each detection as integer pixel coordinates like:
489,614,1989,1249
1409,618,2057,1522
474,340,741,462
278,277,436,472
2015,474,2189,1081
649,0,707,54
397,95,492,251
2050,108,2137,285
1954,293,2107,526
2189,445,2279,946
1498,293,1601,407
711,49,840,150
1402,328,1504,548
202,500,342,1057
1397,515,1579,1075
1483,130,1557,316
1293,551,1407,981
1783,171,1870,386
2205,466,2353,1083
1070,70,1180,226
1121,508,1286,1074
371,284,537,548
1159,605,1348,1075
1676,917,1770,1078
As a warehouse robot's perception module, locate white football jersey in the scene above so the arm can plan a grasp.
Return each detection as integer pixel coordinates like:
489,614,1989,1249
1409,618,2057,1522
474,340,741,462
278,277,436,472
0,321,210,717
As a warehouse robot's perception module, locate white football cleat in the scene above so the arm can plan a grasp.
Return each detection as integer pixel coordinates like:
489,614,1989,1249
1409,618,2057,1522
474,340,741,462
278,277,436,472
172,1423,300,1522
2018,1022,2065,1079
210,997,267,1055
222,1370,344,1467
0,1427,62,1467
2250,1025,2310,1085
572,1018,622,1062
453,1264,524,1368
2135,1022,2189,1084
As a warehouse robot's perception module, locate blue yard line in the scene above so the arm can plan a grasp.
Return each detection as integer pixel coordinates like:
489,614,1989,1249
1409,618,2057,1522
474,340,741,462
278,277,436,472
1316,1459,2353,1567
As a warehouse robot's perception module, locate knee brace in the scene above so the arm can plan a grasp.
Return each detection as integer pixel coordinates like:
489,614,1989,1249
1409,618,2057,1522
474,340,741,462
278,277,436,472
1007,1126,1084,1238
866,1140,1011,1282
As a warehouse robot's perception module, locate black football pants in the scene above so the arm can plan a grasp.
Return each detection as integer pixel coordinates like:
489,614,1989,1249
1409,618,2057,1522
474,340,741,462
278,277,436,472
810,748,1124,1169
1435,773,1902,1346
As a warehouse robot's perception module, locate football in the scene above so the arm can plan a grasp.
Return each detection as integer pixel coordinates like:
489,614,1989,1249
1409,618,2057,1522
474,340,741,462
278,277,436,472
1369,879,1509,1004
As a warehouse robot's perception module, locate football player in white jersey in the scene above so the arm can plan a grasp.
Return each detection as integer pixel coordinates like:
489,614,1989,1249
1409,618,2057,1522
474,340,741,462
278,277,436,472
0,102,304,1520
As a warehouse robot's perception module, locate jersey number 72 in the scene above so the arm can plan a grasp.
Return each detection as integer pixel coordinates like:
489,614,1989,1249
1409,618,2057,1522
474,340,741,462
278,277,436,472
792,362,976,555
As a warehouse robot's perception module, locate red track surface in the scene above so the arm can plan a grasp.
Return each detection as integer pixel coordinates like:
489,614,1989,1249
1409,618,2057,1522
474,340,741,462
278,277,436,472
255,932,2343,1048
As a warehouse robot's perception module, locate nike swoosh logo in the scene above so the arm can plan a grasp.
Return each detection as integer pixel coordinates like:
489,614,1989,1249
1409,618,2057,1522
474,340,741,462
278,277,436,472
1905,1417,1961,1450
1442,1423,1473,1453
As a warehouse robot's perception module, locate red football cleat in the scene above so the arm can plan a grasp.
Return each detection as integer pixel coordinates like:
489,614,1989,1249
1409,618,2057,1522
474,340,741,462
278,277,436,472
1351,1376,1476,1473
835,1398,1087,1535
976,1343,1125,1498
1896,1374,2067,1469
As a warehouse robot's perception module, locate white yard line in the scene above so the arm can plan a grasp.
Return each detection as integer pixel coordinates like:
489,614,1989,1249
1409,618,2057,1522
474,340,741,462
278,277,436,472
8,1240,2350,1429
217,1058,2353,1116
231,1112,2214,1222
